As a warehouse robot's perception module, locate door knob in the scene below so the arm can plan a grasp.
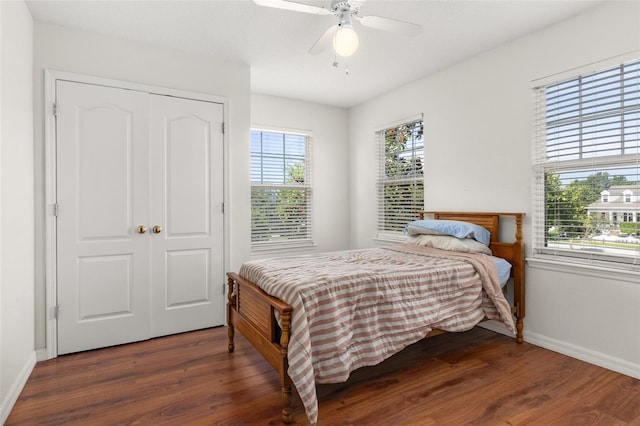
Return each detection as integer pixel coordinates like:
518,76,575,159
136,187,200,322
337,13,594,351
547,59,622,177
152,225,162,234
136,225,147,234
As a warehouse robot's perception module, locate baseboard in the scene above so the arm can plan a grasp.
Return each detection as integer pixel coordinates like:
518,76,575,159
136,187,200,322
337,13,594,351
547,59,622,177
36,348,51,362
525,331,640,380
0,351,36,424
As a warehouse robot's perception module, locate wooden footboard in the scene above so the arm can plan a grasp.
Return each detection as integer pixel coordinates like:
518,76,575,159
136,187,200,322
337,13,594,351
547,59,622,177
226,272,294,423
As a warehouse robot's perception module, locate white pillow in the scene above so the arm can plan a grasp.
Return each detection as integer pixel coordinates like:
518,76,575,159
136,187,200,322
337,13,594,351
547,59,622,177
404,234,492,255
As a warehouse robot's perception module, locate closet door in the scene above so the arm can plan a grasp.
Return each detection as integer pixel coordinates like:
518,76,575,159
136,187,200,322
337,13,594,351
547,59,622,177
56,81,151,355
148,95,225,336
56,80,226,355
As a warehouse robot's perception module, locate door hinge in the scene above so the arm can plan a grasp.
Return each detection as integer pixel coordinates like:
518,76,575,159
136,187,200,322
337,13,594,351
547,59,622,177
53,203,59,217
221,202,224,214
53,102,57,117
53,305,60,319
221,122,225,134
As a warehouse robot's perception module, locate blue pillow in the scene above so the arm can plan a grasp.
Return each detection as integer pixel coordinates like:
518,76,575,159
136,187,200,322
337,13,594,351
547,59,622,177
405,219,491,246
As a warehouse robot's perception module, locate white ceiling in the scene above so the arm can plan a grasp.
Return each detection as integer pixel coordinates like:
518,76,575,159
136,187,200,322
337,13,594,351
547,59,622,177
25,0,604,108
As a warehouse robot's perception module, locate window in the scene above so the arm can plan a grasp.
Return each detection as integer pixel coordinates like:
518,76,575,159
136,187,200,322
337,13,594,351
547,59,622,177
377,117,424,236
250,129,312,247
533,59,640,265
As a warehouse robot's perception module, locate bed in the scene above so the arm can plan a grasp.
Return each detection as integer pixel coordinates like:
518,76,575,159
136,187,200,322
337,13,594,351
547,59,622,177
226,211,525,425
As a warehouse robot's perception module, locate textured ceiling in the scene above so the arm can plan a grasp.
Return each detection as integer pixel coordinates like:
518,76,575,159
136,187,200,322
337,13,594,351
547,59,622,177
26,0,604,108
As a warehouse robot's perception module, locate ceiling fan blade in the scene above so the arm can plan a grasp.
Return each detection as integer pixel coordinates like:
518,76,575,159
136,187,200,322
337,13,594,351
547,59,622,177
309,25,337,55
357,15,423,37
253,0,332,15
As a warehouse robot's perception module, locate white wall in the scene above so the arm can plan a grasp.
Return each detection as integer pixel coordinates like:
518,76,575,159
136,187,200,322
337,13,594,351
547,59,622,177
0,1,35,423
32,23,252,352
349,1,640,377
250,94,351,257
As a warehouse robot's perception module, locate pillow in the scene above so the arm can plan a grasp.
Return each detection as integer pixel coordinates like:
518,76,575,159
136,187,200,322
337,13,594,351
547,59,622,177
405,219,491,246
404,234,493,255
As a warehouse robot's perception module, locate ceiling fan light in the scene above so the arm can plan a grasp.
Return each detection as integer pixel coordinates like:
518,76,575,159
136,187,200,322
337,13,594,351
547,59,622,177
333,25,359,57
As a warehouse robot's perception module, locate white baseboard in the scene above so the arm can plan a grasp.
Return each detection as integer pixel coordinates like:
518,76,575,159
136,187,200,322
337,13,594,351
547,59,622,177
479,322,639,379
36,348,51,362
0,351,36,424
525,331,640,380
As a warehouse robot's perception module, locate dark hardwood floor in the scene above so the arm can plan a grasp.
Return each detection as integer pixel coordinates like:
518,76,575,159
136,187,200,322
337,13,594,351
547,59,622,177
6,326,640,425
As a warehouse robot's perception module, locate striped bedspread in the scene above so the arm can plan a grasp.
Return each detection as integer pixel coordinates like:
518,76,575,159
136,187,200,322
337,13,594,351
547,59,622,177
239,244,516,425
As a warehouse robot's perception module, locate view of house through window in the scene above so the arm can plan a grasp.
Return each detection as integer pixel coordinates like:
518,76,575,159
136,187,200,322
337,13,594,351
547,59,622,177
250,129,312,246
377,118,424,235
533,59,640,263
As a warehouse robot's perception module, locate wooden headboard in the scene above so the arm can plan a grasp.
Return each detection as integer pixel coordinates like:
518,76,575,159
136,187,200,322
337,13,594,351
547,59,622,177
419,211,526,342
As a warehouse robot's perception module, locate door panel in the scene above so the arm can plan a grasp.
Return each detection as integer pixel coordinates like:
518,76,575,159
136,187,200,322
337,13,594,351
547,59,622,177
149,95,225,336
166,249,210,306
77,106,133,240
56,81,150,355
77,255,134,319
166,115,210,236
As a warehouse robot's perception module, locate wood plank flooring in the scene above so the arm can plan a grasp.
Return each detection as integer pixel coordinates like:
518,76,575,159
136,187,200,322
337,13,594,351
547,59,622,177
6,326,640,425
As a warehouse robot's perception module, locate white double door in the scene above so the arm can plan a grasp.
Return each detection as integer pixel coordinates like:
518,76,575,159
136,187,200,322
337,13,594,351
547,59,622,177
56,80,225,355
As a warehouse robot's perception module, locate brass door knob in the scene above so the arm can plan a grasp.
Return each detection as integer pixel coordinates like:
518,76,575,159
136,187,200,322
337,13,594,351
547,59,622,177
136,225,148,234
152,225,162,234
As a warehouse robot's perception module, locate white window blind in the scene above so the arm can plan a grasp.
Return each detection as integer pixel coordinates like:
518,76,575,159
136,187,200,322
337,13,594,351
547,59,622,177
251,129,312,246
377,118,424,235
532,59,640,267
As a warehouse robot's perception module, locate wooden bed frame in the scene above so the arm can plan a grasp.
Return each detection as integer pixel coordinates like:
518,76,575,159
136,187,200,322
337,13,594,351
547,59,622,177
226,212,525,424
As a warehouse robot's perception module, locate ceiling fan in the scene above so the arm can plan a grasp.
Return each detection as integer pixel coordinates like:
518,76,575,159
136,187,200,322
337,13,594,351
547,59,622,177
253,0,423,57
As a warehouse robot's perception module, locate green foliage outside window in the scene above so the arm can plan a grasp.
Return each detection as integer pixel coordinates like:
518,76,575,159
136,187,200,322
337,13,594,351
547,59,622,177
251,162,310,242
545,170,637,239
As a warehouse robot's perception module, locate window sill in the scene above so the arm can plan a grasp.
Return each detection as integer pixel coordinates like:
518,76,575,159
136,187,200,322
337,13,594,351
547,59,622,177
526,256,640,284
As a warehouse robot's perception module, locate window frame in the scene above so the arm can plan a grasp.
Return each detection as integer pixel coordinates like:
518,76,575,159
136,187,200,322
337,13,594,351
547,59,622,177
250,127,314,252
531,55,640,271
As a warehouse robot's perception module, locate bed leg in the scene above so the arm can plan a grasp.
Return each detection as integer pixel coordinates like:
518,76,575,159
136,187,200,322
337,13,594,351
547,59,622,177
227,276,235,353
282,385,293,424
516,318,524,344
227,324,235,353
279,309,293,423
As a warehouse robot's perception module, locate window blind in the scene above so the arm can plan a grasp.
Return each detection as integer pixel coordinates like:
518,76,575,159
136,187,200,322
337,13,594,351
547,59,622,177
250,130,312,245
532,59,640,266
377,118,424,234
